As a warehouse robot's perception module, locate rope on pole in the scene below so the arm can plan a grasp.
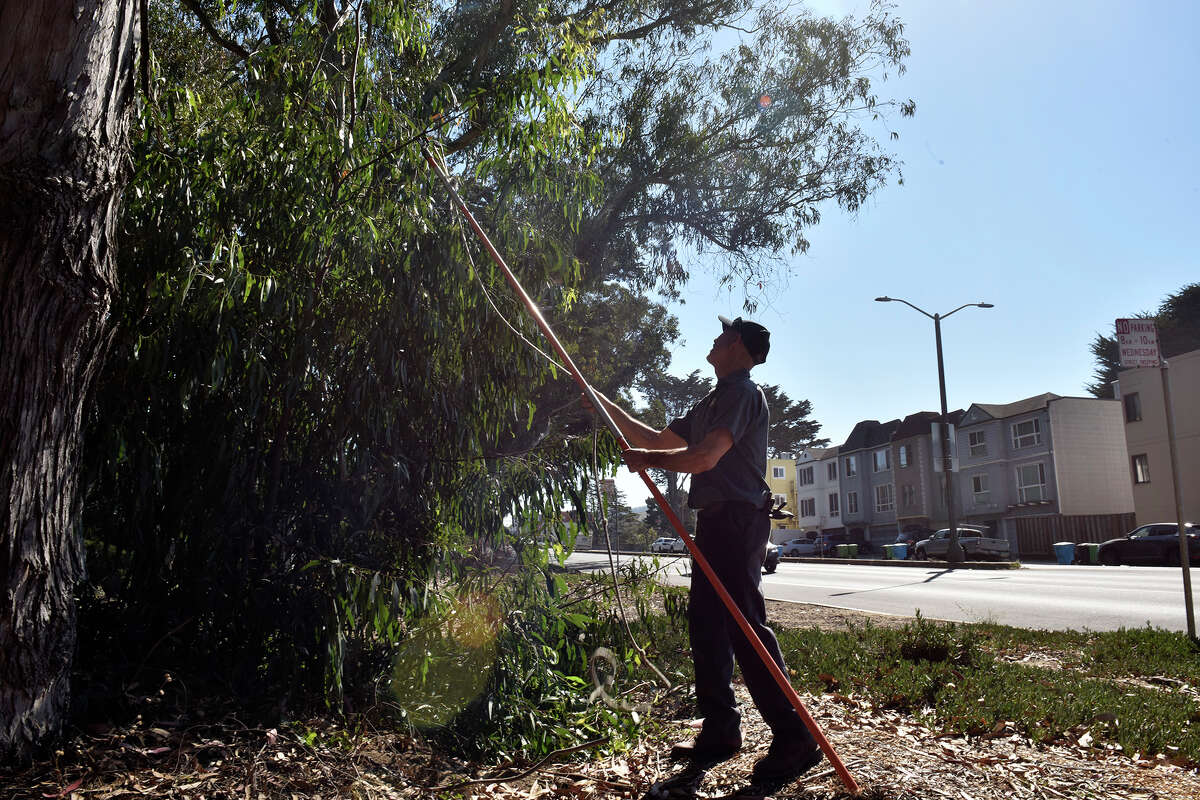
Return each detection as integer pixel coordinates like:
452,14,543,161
421,143,861,795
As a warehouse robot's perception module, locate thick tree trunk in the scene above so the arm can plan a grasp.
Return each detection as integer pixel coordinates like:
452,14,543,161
0,0,140,764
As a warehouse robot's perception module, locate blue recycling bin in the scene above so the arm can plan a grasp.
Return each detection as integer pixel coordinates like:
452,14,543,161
1053,542,1074,565
893,543,908,560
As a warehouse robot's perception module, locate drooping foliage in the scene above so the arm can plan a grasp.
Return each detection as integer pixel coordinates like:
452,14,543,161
74,0,913,752
82,0,614,711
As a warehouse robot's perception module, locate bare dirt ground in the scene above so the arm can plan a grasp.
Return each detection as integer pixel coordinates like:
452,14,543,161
764,600,915,633
5,602,1198,800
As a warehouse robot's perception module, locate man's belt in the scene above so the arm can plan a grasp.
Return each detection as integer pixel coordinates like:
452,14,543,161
699,499,770,514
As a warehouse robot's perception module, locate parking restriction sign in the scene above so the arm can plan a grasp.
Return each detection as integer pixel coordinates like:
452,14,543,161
1115,318,1160,368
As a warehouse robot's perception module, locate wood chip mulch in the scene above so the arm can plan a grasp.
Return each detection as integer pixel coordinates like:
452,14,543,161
4,601,1198,800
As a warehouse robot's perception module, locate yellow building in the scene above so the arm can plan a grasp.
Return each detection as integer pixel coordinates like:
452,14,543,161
766,457,798,533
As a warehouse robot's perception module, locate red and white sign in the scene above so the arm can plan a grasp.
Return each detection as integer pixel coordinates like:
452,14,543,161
1116,318,1160,368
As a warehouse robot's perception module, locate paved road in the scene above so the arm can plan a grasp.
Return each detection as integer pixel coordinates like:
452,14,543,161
566,553,1196,632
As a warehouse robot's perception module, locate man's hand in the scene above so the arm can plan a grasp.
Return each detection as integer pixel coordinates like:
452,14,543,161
622,448,654,473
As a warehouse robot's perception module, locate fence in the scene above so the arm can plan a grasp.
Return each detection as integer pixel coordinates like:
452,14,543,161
1015,513,1137,558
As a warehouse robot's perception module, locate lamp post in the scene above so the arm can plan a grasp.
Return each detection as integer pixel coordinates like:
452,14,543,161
875,297,994,564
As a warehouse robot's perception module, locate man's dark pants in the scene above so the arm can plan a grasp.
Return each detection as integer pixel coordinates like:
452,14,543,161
689,503,816,749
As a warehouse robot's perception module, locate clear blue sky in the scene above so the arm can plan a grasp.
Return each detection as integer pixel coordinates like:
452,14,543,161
616,0,1199,505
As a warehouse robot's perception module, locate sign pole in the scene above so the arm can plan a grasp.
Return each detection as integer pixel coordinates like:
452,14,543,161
1117,318,1195,640
1161,360,1196,640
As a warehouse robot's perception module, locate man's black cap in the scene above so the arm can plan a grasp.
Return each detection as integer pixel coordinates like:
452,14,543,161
718,315,770,364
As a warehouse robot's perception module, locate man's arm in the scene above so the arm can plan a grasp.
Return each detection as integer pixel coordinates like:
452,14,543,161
588,391,687,450
623,428,734,475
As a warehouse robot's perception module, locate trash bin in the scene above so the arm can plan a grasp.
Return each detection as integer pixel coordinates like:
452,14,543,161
1084,542,1100,564
894,543,908,560
1053,542,1074,565
835,544,849,558
848,543,859,558
882,544,895,560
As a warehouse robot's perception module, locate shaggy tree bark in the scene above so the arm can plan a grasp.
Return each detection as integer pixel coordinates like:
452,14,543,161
0,0,140,764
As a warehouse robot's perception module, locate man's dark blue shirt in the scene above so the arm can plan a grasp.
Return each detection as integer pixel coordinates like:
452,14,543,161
667,368,770,509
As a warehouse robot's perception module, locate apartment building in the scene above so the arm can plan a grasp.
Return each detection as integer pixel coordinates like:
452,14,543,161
1116,347,1200,526
889,411,954,537
955,392,1134,557
838,419,901,549
795,447,842,536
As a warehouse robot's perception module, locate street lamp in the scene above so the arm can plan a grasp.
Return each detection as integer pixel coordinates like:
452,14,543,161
875,296,994,564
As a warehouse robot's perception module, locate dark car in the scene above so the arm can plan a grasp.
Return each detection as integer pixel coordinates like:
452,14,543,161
1095,522,1198,566
763,541,781,574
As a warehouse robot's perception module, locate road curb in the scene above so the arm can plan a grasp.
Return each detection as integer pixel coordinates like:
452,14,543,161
573,549,1022,570
779,556,1022,570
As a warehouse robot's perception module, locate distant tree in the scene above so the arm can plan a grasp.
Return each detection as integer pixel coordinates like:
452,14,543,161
1087,283,1200,398
760,384,829,457
644,490,697,539
638,370,714,529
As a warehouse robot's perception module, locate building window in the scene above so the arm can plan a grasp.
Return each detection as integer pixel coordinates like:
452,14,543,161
847,491,859,514
875,483,895,513
1011,418,1042,449
1016,463,1046,503
798,465,814,486
828,493,839,516
772,466,786,479
968,430,987,457
845,456,857,477
1124,393,1142,423
1132,454,1151,484
800,497,816,517
873,448,891,472
827,461,838,481
971,473,990,504
898,444,910,468
901,484,916,507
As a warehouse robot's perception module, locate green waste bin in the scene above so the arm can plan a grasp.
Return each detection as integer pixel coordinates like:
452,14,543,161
882,544,895,560
1084,542,1100,564
835,544,849,558
848,543,859,558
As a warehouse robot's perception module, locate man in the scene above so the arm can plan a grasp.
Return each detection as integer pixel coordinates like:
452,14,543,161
587,316,823,783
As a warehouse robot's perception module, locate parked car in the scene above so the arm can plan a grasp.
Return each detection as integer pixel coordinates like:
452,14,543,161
781,536,823,557
1093,522,1198,566
650,536,686,554
913,526,1011,561
763,541,781,573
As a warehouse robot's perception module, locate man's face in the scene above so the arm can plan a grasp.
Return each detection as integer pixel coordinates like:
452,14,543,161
706,327,740,366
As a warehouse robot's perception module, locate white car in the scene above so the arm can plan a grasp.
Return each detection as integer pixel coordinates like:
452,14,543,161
650,537,686,554
780,537,823,557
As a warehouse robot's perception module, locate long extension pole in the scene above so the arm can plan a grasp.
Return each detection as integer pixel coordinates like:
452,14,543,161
421,145,860,794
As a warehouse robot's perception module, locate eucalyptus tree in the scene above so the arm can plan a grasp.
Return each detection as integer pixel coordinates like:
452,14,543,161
0,0,143,764
3,0,915,762
572,0,915,299
82,0,610,713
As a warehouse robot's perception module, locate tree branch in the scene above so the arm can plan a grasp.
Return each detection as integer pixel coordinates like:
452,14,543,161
179,0,251,61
